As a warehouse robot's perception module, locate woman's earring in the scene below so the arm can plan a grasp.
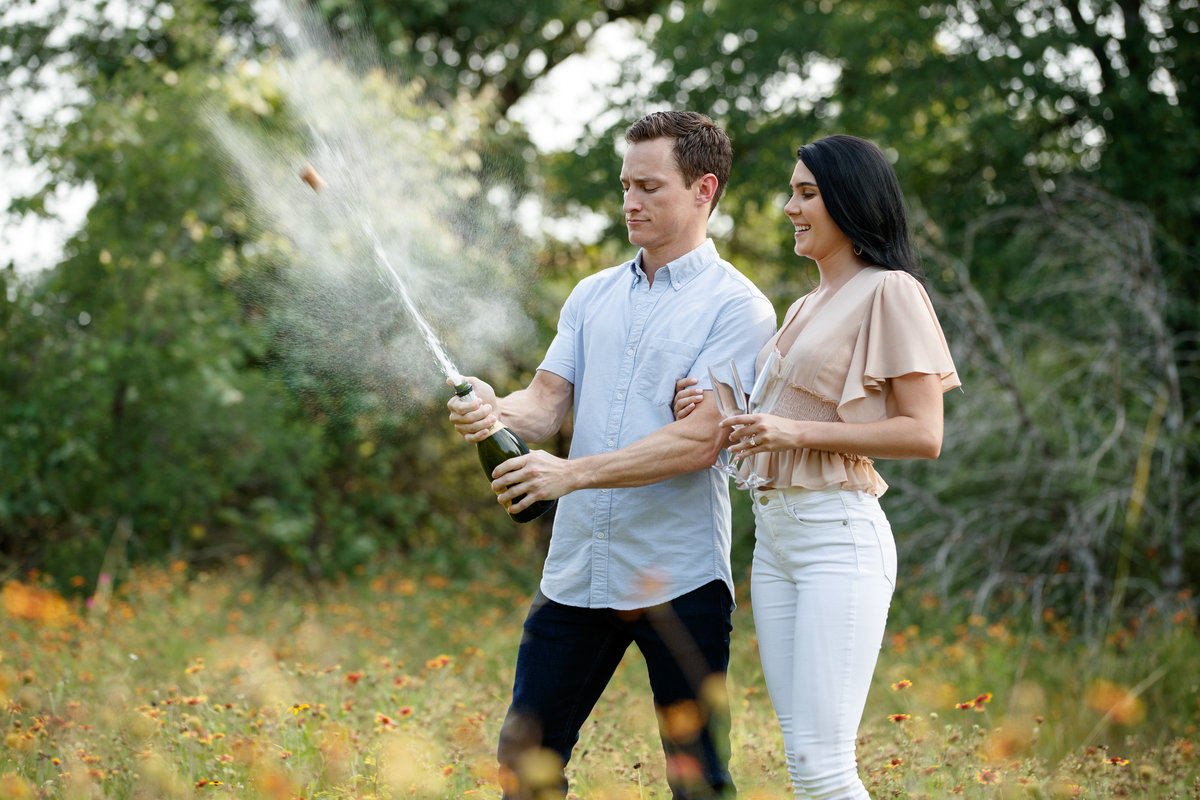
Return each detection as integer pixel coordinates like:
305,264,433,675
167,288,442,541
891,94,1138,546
853,245,863,256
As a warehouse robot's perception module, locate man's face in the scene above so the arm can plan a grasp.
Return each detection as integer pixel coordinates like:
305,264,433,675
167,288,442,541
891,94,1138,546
619,137,698,255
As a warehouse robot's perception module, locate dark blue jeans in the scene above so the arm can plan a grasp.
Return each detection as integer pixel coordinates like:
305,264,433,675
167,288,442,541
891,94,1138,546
497,580,735,799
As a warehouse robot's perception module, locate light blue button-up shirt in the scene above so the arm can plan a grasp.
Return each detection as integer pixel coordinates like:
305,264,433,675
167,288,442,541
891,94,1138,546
537,239,776,610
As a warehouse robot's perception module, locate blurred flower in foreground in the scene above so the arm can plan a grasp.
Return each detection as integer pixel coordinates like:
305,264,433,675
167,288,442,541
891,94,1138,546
983,720,1036,762
1086,679,1146,725
2,581,76,626
0,773,36,799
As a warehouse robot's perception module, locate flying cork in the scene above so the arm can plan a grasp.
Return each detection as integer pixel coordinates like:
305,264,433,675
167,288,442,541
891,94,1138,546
300,164,325,192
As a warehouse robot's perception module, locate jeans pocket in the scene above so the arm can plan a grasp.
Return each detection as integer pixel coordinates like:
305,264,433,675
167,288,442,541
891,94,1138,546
781,503,850,527
852,519,897,590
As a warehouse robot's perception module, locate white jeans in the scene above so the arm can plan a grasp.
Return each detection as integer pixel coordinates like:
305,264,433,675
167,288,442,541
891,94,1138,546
750,487,896,800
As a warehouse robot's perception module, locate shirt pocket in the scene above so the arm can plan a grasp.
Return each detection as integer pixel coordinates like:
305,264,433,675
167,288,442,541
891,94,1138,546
632,338,701,407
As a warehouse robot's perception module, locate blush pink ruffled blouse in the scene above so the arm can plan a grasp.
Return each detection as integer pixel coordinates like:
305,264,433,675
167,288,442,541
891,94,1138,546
742,267,961,496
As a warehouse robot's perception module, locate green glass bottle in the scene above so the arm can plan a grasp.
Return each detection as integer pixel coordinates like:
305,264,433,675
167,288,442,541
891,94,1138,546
453,381,556,524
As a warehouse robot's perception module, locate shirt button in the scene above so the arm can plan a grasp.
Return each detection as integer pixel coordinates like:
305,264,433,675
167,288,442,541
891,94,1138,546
596,532,607,539
616,392,624,400
607,439,615,447
625,348,634,356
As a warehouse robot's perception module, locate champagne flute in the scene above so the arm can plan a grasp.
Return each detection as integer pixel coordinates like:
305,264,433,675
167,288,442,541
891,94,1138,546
707,359,769,489
748,350,785,417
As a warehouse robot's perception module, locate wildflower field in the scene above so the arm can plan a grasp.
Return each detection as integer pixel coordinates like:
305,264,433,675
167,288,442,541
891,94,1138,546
2,557,1197,799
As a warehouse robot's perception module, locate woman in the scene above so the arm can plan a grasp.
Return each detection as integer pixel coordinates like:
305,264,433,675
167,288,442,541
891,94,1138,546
675,134,960,798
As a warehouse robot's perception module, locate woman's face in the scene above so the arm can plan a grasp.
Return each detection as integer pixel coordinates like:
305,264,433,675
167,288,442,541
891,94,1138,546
783,159,853,263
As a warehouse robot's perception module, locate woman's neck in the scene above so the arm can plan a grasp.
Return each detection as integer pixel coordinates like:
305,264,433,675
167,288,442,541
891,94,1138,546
814,250,871,294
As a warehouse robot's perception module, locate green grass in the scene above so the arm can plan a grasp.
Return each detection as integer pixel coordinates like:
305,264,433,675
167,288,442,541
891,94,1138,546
1,558,1197,799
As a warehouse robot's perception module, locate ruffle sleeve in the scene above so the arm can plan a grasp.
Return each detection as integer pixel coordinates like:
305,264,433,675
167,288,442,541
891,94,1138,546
837,271,961,424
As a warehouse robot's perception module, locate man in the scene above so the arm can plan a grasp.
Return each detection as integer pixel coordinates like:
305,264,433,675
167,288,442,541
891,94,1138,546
448,111,775,798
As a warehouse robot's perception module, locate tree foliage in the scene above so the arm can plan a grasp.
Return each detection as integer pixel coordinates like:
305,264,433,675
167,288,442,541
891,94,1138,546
310,0,661,115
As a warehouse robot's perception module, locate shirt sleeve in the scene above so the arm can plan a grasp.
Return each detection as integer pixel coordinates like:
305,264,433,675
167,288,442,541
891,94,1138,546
538,282,581,385
692,290,778,393
838,271,961,424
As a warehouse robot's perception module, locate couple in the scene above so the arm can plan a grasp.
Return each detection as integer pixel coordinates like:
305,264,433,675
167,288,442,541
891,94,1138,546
447,111,960,799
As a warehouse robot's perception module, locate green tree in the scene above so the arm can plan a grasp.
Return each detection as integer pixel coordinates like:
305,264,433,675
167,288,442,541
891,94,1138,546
312,0,660,115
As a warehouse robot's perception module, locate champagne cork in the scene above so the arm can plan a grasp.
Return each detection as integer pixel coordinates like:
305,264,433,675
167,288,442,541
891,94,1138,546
300,164,325,192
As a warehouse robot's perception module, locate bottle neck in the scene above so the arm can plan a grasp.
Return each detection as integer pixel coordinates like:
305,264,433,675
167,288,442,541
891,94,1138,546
455,382,505,437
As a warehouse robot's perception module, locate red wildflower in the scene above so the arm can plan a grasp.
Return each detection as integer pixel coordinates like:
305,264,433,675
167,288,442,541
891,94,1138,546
976,768,1001,785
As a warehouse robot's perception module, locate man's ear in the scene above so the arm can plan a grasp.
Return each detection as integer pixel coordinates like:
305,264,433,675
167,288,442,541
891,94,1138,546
695,173,719,207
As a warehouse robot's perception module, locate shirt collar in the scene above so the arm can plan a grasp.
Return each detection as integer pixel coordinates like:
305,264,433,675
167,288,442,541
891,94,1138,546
628,238,718,290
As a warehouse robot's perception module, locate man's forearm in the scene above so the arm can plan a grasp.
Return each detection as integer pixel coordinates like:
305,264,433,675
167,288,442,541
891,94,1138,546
567,417,724,490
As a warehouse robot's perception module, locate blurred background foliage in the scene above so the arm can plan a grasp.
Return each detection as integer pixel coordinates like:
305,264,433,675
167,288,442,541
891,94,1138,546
1,0,1196,634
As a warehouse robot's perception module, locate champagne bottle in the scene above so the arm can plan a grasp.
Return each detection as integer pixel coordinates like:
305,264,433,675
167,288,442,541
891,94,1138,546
454,381,556,523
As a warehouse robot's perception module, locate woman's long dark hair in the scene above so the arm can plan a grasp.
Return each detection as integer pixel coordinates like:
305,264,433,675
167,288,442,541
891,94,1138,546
796,134,923,283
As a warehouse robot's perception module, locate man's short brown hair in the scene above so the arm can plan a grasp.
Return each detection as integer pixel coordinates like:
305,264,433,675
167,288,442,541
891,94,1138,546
625,111,731,213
